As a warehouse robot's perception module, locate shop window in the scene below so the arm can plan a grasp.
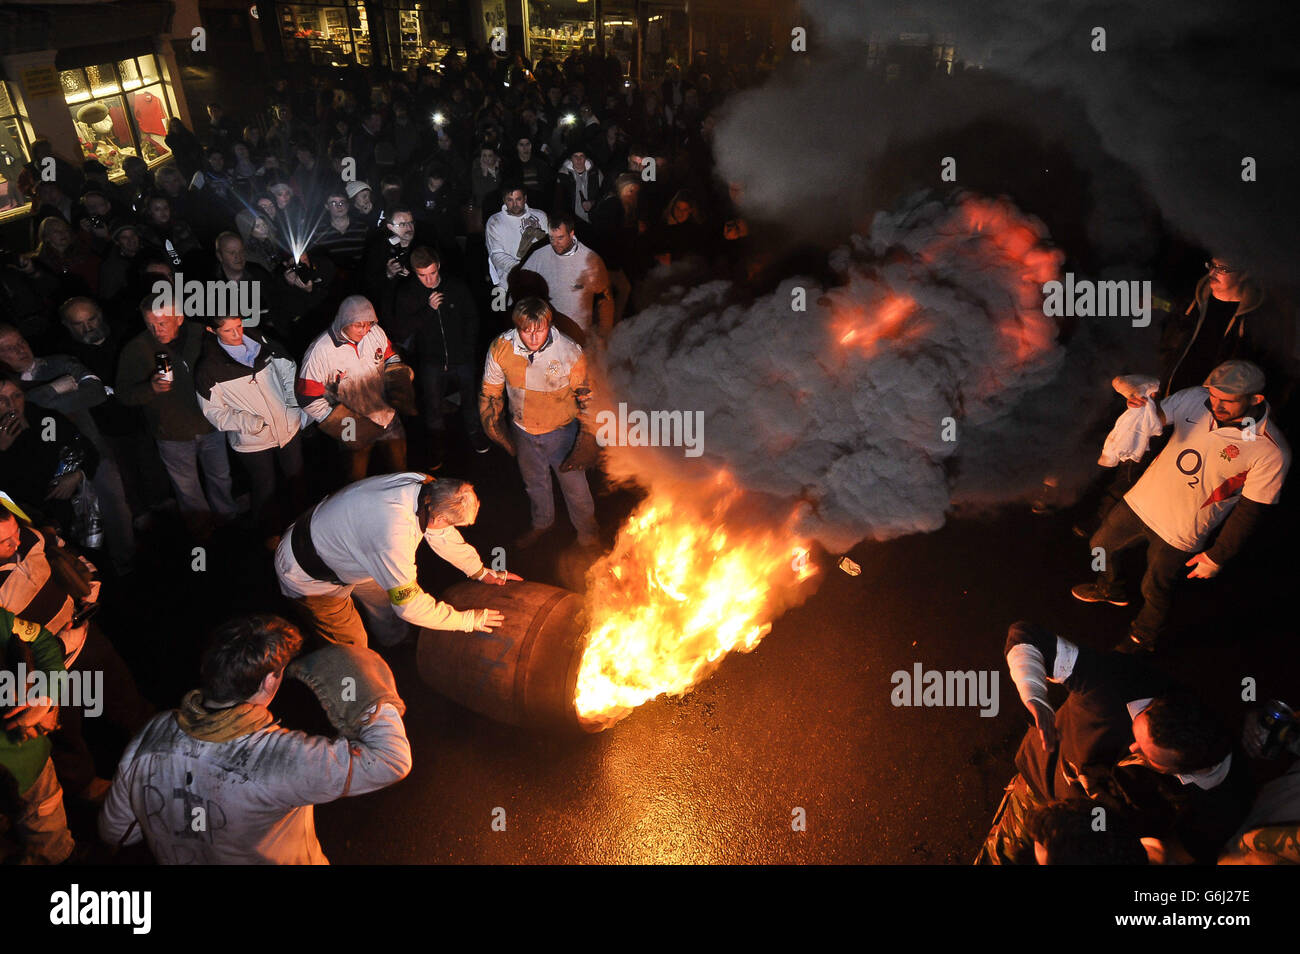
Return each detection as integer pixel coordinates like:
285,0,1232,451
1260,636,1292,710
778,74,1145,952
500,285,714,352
280,3,370,68
61,55,174,180
528,0,595,62
0,83,33,218
394,2,463,70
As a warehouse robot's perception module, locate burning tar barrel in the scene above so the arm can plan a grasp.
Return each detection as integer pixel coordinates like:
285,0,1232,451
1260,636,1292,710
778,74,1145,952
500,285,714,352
417,580,599,732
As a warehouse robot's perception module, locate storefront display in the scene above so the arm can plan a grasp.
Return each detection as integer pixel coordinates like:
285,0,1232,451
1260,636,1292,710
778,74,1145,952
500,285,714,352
0,83,31,218
527,0,596,61
60,54,177,179
279,1,371,67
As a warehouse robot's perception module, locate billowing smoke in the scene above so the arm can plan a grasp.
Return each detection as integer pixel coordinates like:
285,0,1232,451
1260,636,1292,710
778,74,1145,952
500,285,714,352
716,0,1297,282
596,192,1138,553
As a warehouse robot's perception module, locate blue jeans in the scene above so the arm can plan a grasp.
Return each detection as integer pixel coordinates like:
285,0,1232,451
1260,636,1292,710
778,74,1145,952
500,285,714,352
515,419,598,543
156,430,237,520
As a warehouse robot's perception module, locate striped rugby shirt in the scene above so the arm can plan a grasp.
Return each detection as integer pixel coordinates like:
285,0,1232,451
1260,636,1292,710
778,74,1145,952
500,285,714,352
481,327,588,435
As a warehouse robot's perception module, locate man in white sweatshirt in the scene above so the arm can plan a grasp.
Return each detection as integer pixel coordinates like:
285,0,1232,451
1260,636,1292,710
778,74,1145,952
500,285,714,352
99,613,411,864
275,473,516,647
485,183,549,288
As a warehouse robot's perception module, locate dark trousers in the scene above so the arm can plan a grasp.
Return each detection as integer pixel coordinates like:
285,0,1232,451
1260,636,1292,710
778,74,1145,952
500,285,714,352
238,432,307,534
1090,501,1193,639
49,623,155,795
420,361,483,438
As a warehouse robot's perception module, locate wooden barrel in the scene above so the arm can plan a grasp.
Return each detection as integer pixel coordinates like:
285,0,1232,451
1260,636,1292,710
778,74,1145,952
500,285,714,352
417,580,597,732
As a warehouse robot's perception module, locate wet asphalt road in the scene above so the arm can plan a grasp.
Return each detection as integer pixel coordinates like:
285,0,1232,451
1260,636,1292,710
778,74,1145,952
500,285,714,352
297,439,1294,864
84,423,1293,866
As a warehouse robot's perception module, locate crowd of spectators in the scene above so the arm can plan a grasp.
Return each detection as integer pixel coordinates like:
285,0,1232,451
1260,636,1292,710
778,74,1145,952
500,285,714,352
0,40,1295,867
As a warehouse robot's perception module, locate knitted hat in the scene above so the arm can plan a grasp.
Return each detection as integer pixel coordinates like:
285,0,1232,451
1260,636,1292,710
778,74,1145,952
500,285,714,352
345,180,371,199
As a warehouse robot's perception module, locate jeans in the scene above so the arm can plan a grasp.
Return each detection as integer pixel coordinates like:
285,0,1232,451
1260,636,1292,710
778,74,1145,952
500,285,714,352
89,453,135,573
420,361,484,438
515,419,598,544
1090,501,1193,640
156,431,237,521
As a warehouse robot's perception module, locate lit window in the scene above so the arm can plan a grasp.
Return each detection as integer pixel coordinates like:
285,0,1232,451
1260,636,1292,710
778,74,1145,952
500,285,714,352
0,83,33,218
62,60,175,180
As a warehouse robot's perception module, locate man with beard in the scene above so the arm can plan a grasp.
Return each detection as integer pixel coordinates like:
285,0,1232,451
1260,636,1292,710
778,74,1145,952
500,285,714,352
485,184,549,290
1071,360,1291,652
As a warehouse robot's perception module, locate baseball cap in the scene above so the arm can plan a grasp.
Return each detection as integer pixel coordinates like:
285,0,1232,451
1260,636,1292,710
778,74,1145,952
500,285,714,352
1204,360,1265,396
345,180,371,199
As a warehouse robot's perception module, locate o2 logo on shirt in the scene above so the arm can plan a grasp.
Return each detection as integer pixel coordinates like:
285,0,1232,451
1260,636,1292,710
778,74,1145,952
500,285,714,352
1176,449,1203,487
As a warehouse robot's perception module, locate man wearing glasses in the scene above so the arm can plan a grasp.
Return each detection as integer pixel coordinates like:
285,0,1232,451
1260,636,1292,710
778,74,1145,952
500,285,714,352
1160,256,1297,414
298,296,410,483
311,186,369,271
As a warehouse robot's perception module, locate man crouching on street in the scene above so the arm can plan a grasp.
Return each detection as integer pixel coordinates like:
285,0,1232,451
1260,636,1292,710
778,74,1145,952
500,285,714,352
99,614,411,864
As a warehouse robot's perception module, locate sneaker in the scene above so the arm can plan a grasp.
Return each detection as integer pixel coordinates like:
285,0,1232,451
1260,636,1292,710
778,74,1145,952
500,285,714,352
471,431,491,454
513,526,551,549
1070,582,1129,607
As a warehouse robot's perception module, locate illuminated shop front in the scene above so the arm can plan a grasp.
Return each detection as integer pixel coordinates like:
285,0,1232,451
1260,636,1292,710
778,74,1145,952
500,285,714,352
271,0,469,71
0,82,30,217
525,0,596,62
60,53,181,179
374,0,468,71
278,0,373,66
1,0,196,225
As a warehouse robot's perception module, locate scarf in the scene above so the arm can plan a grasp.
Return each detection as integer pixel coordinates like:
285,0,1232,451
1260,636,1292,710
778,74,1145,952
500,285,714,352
176,689,275,742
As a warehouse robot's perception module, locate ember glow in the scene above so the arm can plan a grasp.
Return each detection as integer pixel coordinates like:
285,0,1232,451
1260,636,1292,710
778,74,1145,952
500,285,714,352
834,295,923,355
574,488,817,730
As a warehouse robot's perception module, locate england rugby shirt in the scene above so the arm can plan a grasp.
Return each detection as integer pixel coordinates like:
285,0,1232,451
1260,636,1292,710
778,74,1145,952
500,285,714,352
1125,387,1291,551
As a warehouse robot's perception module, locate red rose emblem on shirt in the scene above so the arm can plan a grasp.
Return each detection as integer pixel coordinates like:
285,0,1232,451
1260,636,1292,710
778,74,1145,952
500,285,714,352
1220,444,1240,461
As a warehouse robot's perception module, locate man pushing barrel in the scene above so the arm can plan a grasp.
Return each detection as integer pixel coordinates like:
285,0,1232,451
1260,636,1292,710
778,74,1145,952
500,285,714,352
274,473,521,647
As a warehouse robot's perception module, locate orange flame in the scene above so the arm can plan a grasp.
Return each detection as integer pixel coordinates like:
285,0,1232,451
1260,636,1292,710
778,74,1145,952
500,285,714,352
573,194,1061,730
574,494,815,730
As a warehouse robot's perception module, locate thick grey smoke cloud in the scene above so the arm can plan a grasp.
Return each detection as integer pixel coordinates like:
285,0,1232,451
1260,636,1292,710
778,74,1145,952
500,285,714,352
595,2,1292,555
598,193,1137,552
717,0,1297,282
